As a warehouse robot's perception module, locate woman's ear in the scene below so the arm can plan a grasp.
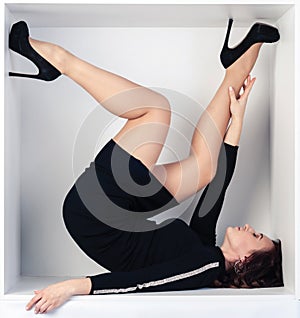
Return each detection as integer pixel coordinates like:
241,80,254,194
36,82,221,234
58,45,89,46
234,256,250,274
233,259,243,274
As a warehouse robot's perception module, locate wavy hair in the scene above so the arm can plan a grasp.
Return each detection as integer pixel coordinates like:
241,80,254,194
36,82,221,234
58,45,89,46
213,240,284,288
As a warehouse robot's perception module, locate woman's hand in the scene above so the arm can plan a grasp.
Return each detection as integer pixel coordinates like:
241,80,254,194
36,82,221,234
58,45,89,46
228,74,256,122
224,75,256,146
25,278,91,314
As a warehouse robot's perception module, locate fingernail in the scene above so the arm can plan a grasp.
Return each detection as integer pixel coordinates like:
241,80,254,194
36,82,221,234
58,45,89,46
229,86,233,91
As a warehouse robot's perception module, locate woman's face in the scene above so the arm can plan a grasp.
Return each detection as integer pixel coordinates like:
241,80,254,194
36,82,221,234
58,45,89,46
224,224,274,259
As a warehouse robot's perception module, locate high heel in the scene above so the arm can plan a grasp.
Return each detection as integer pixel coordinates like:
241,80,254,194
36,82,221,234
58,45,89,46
8,21,61,81
220,19,280,69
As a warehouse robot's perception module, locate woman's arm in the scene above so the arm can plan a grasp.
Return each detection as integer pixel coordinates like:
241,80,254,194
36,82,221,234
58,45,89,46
224,119,243,146
189,142,238,245
189,75,256,244
26,245,225,313
85,244,224,295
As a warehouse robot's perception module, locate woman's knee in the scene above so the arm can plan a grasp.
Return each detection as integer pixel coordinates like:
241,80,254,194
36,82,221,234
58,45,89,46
147,94,171,124
156,94,171,113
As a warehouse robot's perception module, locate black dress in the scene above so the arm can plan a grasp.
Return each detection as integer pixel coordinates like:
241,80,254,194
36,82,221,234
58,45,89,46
62,139,238,294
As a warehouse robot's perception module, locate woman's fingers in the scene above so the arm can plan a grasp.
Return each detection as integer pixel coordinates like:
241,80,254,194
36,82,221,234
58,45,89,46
39,301,51,314
246,75,250,86
242,75,252,92
242,75,249,92
26,290,50,314
228,86,237,102
25,280,74,314
241,77,256,100
26,292,43,310
34,297,48,314
230,74,255,103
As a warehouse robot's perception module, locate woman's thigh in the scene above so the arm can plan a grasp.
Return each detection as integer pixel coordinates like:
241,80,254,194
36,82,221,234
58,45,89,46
112,107,171,170
150,154,213,204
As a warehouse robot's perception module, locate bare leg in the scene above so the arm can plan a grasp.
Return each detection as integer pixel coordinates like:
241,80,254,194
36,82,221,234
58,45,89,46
29,38,172,168
151,43,263,203
29,37,262,203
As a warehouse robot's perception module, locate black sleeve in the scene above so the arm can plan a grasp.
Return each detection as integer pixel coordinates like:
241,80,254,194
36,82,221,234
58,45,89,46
86,245,225,295
189,143,239,246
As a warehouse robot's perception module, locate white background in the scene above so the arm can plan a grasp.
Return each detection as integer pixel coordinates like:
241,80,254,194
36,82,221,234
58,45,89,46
13,25,273,277
1,1,299,317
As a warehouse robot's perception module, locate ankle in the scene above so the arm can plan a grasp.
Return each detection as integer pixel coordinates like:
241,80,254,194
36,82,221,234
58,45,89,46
54,45,69,75
225,42,262,76
44,43,69,75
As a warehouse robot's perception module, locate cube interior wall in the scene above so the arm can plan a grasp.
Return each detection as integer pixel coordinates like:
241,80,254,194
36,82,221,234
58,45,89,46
3,3,298,300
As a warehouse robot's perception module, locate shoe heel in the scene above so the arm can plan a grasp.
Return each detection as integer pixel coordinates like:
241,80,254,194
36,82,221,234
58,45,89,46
220,19,234,68
9,71,39,80
9,69,60,81
223,18,234,49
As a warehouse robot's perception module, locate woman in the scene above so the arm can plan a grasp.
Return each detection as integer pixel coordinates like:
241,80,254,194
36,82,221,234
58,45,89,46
8,19,283,314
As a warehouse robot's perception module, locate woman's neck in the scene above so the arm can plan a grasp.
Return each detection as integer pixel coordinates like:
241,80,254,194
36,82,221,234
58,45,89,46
220,245,234,271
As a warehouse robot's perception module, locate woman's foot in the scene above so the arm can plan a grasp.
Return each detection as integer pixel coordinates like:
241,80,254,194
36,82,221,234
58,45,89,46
225,43,262,86
28,37,68,75
9,21,62,81
220,19,280,69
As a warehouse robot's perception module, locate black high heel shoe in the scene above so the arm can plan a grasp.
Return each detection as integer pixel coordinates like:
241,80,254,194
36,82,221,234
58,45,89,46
9,21,61,81
220,19,280,69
